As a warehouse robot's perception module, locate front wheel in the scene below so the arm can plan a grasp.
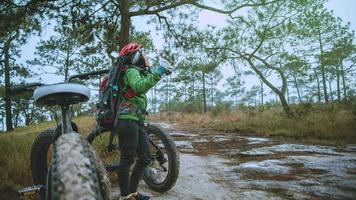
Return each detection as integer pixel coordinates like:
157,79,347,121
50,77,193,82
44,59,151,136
143,125,180,192
87,124,180,193
30,128,55,199
30,123,79,187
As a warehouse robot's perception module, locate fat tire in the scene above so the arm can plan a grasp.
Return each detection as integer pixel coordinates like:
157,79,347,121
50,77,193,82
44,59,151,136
87,125,180,193
50,133,104,200
30,128,55,187
30,122,78,186
143,125,180,192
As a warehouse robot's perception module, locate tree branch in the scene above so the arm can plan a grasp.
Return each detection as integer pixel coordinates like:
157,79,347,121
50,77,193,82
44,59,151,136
251,54,288,94
129,0,282,17
155,13,185,46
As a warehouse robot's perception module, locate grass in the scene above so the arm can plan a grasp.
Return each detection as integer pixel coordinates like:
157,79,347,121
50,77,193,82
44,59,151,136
0,116,96,199
0,120,57,191
151,105,356,143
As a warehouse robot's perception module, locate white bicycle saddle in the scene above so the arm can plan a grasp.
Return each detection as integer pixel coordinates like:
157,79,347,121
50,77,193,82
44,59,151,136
34,83,90,106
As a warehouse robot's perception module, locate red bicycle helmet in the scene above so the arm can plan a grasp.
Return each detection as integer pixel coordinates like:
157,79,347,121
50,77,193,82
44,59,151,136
119,43,141,56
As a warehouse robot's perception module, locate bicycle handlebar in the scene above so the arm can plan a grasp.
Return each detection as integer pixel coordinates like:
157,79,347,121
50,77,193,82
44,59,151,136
9,69,110,96
10,83,44,95
67,69,110,82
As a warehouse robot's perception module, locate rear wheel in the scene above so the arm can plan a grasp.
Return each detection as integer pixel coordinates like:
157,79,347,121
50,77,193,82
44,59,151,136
50,133,104,200
87,124,180,192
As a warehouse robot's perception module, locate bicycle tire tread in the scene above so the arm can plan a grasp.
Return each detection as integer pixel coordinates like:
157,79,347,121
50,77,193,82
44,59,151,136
51,133,103,200
144,125,180,192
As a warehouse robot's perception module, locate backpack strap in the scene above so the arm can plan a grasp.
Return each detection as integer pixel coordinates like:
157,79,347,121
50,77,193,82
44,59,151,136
119,66,140,100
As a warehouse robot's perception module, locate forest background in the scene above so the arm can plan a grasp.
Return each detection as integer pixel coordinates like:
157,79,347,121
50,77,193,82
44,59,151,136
1,0,356,141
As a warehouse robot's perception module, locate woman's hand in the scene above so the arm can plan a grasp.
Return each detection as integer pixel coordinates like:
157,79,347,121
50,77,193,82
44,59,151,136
153,58,175,77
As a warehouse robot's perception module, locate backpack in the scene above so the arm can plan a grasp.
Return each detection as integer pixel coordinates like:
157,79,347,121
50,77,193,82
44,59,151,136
96,56,137,129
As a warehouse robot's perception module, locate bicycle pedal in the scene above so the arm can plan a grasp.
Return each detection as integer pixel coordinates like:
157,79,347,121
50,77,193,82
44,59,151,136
18,185,43,199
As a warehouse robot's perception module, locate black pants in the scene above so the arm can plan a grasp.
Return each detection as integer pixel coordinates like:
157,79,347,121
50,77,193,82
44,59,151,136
116,119,151,196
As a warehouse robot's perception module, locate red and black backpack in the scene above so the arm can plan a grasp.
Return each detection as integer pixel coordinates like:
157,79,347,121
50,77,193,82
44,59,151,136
96,56,137,129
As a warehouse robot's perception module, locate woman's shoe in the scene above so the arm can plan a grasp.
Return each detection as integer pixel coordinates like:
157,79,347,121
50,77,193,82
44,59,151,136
130,192,151,200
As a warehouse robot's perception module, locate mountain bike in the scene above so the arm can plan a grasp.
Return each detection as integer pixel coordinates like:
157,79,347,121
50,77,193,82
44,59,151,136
20,70,179,199
12,81,112,200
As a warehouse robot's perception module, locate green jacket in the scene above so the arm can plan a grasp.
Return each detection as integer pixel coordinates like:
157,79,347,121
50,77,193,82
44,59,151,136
118,66,161,121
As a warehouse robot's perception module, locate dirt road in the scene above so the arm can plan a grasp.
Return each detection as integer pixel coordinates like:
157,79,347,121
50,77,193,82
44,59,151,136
116,122,356,200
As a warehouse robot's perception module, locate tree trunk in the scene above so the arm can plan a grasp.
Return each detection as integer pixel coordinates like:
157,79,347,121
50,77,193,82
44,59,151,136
4,44,13,132
293,75,302,103
328,79,333,102
278,92,292,116
25,113,31,126
246,57,292,117
287,86,290,104
14,114,18,128
336,65,341,101
318,35,328,103
315,69,321,103
260,79,264,106
118,0,131,49
211,76,214,108
255,95,257,107
192,74,195,100
202,72,207,113
320,64,328,103
184,81,187,101
340,62,347,101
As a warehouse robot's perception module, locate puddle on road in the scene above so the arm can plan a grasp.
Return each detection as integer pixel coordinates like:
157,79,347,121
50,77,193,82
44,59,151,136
242,136,270,145
231,145,356,199
114,123,356,200
239,144,339,156
211,135,231,142
193,138,209,143
138,154,281,200
286,154,356,176
237,159,291,174
174,141,194,149
170,131,198,137
346,144,356,152
173,140,199,153
151,122,175,129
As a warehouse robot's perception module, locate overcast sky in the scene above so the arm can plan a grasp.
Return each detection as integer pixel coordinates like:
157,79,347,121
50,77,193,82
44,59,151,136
17,0,356,94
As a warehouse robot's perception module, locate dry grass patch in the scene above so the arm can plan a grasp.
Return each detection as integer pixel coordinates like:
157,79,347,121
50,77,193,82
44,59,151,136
0,116,97,195
152,107,356,142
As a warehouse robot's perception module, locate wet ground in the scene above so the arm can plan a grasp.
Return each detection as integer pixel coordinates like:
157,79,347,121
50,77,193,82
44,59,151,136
116,122,356,200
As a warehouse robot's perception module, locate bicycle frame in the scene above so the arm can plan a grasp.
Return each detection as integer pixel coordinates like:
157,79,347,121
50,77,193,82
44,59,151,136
14,68,178,198
14,70,110,199
60,105,73,134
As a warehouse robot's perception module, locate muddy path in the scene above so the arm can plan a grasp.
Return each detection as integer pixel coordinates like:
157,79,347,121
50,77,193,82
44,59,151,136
113,122,356,200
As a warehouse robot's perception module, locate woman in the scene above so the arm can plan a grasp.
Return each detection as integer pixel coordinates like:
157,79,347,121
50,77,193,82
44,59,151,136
116,43,173,200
